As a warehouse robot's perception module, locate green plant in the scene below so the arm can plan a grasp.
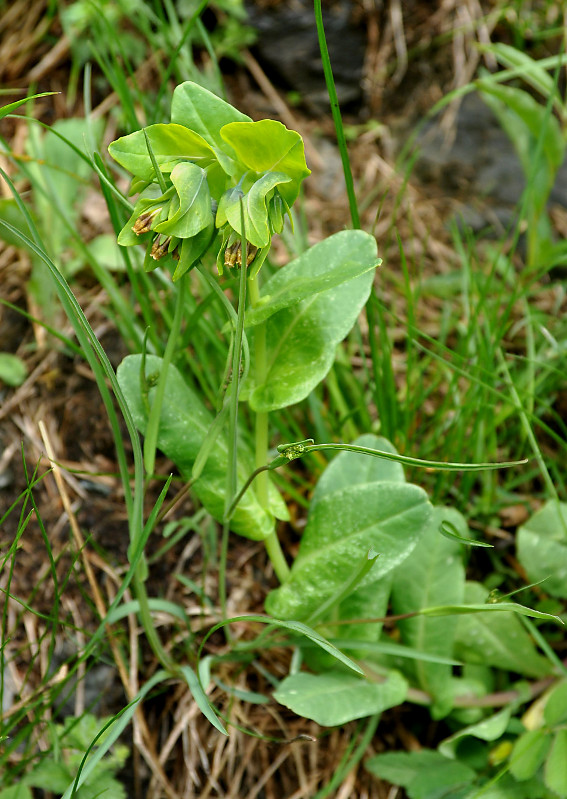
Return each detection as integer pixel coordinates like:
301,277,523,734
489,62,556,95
2,18,566,799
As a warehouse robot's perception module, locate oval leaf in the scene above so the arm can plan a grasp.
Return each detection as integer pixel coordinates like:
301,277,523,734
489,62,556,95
273,669,407,726
247,231,377,412
266,481,432,620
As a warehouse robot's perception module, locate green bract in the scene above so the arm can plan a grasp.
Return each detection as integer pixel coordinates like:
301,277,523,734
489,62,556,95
108,82,310,279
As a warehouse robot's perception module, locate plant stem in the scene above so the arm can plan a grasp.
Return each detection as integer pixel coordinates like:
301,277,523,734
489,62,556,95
248,276,290,583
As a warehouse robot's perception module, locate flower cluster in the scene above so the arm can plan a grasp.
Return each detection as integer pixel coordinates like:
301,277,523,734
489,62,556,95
108,82,310,280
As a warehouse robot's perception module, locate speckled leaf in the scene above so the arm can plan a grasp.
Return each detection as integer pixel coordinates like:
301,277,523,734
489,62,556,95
453,582,552,678
246,232,377,412
265,477,432,621
245,231,379,329
273,669,407,726
517,500,567,598
117,354,288,540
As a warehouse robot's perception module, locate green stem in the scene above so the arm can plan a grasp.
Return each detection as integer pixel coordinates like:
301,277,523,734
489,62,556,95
248,276,290,583
143,272,187,478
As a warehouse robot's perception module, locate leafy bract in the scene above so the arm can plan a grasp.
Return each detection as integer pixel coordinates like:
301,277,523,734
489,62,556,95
154,162,213,238
246,231,377,411
108,123,219,183
171,81,251,152
266,438,432,620
220,119,311,205
391,507,466,712
216,171,291,247
273,669,407,726
452,582,553,678
117,354,288,540
517,500,567,598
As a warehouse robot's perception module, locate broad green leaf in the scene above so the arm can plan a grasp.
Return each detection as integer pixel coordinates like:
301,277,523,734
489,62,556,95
217,171,291,247
265,480,432,620
517,500,567,599
246,233,377,412
245,230,380,328
544,729,567,797
544,679,567,726
220,119,310,205
117,355,288,540
171,81,250,151
307,435,403,652
108,124,221,185
438,706,511,759
391,507,466,710
273,669,407,726
452,582,553,678
0,353,28,387
509,729,551,781
155,162,213,238
365,750,476,799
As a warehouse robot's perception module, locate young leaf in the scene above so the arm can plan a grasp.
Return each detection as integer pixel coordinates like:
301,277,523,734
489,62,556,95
273,669,407,726
246,232,377,412
391,507,466,710
117,354,288,540
517,500,567,599
266,481,432,620
451,582,554,678
544,729,567,798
